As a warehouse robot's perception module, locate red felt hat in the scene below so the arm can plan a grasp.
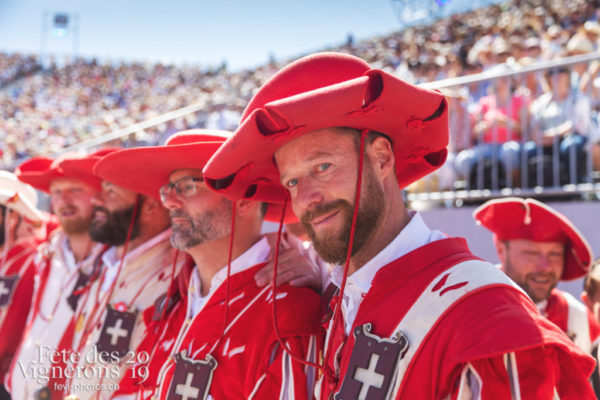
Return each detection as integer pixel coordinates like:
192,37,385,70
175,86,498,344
473,197,593,280
203,52,449,202
59,147,121,184
93,130,232,201
15,153,103,193
264,201,298,224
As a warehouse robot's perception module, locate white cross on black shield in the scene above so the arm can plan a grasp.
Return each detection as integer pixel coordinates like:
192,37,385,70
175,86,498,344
96,305,138,358
0,275,19,308
335,323,409,400
167,351,217,400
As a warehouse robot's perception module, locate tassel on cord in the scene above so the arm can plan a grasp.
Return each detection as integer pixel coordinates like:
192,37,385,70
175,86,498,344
321,128,368,383
271,194,322,370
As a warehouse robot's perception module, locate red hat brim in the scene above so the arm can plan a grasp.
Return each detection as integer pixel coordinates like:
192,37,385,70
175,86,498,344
203,52,448,202
473,197,592,280
15,154,102,193
264,201,298,224
59,148,121,192
93,130,233,200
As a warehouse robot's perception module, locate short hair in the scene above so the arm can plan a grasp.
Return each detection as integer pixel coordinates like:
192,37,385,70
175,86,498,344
583,258,600,298
260,202,268,217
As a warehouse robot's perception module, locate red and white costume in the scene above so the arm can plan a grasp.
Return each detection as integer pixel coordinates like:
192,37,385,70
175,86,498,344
7,231,105,399
318,213,595,400
126,237,323,399
51,229,180,400
537,288,600,353
0,239,42,382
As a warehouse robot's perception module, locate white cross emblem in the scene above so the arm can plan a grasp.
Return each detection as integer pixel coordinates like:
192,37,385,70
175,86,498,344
353,353,385,400
0,282,9,298
175,372,200,400
105,318,128,346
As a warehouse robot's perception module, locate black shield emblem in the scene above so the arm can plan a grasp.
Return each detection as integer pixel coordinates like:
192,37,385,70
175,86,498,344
96,305,138,358
335,323,409,400
0,275,19,308
166,351,217,400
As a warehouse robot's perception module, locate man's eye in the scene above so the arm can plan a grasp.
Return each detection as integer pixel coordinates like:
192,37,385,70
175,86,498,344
286,178,298,188
316,163,332,172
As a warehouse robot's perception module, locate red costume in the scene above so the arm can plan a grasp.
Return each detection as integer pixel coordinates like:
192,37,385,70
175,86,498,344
0,240,40,381
540,288,600,353
319,238,595,399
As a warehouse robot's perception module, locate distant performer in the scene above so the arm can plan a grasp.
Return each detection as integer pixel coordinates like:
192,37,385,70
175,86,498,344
474,197,599,353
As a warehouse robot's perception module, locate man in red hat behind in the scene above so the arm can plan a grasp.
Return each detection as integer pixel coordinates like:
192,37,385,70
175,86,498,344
48,149,181,399
8,153,106,399
94,129,322,399
0,171,54,398
474,197,599,353
203,52,595,399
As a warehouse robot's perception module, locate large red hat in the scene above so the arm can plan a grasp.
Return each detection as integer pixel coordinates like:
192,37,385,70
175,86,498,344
59,148,121,183
203,52,449,202
15,153,103,193
473,197,593,280
93,130,232,201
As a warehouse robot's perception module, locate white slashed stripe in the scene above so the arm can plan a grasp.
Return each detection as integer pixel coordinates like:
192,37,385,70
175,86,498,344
248,374,267,400
562,291,592,352
503,352,522,400
305,335,317,396
456,363,483,400
387,260,524,398
279,350,294,400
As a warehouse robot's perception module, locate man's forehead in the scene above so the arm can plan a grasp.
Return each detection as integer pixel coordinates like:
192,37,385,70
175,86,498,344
168,168,203,182
274,128,355,165
508,238,565,251
102,180,137,197
49,177,92,191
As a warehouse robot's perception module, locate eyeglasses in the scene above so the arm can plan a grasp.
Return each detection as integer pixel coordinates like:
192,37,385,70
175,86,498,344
159,176,203,202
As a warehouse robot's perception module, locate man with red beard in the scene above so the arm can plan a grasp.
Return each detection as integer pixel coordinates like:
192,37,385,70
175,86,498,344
48,152,179,400
474,197,599,353
8,154,105,399
0,171,51,399
93,129,322,399
203,52,596,398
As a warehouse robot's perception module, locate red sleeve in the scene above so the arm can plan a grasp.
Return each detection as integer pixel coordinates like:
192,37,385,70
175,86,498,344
250,334,321,400
454,345,595,400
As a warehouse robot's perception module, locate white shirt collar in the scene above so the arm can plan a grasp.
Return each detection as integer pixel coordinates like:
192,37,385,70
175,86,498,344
331,212,445,293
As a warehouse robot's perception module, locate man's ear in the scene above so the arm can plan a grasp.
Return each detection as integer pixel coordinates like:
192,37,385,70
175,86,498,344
140,196,163,217
368,136,395,179
235,199,259,218
495,238,509,270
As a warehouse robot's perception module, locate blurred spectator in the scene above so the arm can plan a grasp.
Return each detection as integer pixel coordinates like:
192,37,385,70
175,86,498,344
526,67,592,185
456,64,529,188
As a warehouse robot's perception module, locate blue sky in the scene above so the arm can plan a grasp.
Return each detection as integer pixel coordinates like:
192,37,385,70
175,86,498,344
0,0,401,70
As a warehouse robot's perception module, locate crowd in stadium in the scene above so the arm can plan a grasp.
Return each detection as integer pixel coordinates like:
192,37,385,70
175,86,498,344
1,0,600,190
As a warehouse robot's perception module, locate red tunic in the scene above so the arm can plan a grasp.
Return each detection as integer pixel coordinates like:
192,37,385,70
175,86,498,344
0,239,41,381
319,238,595,400
542,288,600,353
150,262,323,399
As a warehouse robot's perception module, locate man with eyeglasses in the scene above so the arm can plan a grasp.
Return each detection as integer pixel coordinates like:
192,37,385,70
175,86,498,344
474,198,600,353
47,150,183,400
9,153,105,400
95,129,322,399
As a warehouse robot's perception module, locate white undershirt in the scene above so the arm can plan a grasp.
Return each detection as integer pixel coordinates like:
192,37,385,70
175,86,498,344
60,234,82,273
99,229,172,294
187,236,271,318
330,212,447,334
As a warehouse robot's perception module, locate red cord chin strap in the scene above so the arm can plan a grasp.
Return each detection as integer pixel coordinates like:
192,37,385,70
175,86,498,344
116,194,141,276
321,128,368,382
271,194,322,370
220,201,237,342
